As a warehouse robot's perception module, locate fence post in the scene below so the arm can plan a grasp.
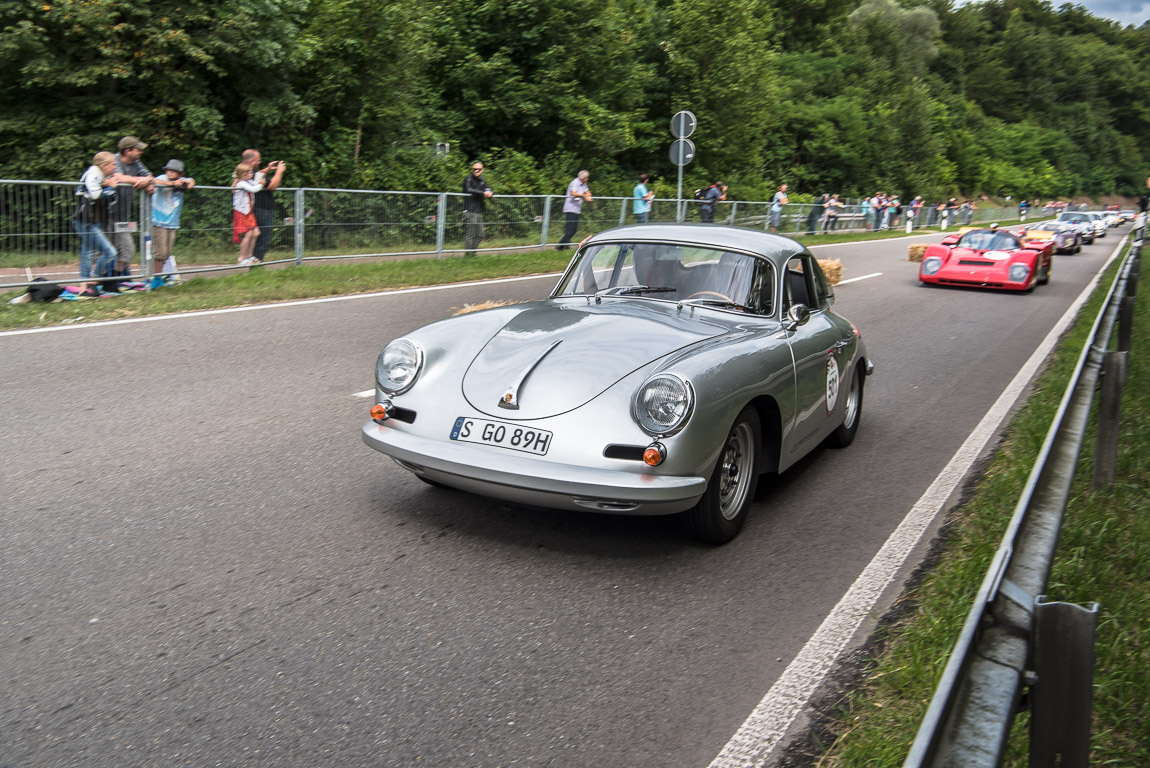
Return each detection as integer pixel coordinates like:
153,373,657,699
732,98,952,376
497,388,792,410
294,188,304,266
140,188,153,281
435,193,447,258
541,195,552,247
619,197,627,226
728,201,738,225
1029,597,1099,768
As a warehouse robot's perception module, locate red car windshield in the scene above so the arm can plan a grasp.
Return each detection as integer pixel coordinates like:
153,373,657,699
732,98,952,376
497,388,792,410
958,230,1018,251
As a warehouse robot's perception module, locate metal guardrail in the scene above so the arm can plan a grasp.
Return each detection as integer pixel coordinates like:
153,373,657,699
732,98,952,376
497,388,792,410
904,216,1144,767
1,177,1074,290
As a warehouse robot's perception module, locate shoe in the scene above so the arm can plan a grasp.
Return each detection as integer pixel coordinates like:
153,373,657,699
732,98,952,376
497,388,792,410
148,276,165,290
238,257,256,266
8,293,31,305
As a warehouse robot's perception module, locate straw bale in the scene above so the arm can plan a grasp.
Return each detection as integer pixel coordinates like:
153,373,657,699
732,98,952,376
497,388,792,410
907,243,928,262
818,258,843,285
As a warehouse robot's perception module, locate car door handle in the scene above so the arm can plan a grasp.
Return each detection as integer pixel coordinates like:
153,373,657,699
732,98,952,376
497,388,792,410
833,339,851,352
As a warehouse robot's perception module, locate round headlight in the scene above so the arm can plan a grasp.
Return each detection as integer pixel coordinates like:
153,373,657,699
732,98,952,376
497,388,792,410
376,339,423,394
633,374,694,436
922,257,943,276
1009,263,1030,282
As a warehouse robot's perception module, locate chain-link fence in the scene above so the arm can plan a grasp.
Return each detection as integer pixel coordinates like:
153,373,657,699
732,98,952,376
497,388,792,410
0,178,1101,290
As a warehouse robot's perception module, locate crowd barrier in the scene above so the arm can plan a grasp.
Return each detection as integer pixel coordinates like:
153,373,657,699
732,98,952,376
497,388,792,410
0,178,1096,290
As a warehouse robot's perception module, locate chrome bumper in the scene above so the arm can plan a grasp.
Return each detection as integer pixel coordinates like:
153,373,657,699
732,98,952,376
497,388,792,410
361,421,706,516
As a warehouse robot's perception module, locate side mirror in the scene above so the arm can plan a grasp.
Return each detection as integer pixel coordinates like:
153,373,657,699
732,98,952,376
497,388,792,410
941,235,960,246
786,303,811,331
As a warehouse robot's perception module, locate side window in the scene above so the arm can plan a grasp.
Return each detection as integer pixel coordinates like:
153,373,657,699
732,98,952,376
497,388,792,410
746,260,775,315
808,257,833,310
785,256,813,308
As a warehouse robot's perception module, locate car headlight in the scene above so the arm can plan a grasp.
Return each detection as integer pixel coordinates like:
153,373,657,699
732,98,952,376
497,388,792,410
922,257,943,276
376,339,423,394
1009,263,1030,282
633,374,694,436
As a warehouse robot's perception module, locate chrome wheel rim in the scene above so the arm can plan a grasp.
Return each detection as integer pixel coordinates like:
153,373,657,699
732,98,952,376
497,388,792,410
718,422,754,521
842,374,860,429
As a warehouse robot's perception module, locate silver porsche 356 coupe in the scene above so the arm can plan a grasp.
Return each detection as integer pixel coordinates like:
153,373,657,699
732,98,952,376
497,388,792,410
362,224,873,543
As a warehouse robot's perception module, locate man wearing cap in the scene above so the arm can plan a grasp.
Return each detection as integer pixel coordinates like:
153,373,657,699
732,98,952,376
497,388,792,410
111,136,154,278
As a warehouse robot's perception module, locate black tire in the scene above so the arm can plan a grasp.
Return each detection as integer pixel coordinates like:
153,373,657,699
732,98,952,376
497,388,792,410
1038,257,1051,285
681,407,761,544
1075,240,1082,254
825,364,864,448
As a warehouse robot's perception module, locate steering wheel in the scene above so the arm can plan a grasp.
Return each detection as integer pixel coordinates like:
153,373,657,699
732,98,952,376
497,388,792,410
685,290,734,303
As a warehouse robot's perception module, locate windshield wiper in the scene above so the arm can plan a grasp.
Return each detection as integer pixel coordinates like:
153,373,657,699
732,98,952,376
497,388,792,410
596,285,677,297
680,298,745,310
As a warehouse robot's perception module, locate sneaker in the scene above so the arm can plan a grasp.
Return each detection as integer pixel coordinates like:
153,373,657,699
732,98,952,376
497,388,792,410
237,257,256,266
148,276,165,290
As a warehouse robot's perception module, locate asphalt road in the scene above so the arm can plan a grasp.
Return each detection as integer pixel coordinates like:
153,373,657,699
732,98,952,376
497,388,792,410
0,225,1127,767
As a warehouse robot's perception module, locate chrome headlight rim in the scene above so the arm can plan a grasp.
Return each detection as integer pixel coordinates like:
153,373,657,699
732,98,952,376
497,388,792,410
632,373,695,437
922,257,943,276
376,339,424,395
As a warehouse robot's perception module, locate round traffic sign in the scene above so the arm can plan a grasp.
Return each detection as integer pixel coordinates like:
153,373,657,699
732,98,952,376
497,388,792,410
670,111,697,139
669,138,695,166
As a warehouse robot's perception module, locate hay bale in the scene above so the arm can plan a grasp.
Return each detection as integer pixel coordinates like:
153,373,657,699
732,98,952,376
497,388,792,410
818,258,842,285
907,243,927,262
453,299,515,316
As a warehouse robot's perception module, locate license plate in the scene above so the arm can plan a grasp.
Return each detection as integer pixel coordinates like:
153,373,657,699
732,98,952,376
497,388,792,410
450,417,553,456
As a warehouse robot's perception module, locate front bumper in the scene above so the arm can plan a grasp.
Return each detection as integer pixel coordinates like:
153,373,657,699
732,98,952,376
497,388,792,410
920,265,1032,291
361,421,707,516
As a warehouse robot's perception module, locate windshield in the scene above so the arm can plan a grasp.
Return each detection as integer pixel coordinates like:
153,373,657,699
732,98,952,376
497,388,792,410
553,242,774,314
957,230,1019,251
1058,213,1088,224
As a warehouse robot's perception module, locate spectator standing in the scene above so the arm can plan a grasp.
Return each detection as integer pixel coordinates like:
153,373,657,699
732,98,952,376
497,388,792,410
889,195,901,228
232,163,265,265
769,183,788,232
241,149,285,263
911,196,924,228
699,181,727,223
463,161,493,255
72,151,120,295
867,192,882,230
821,194,841,232
111,136,154,277
150,159,195,283
806,194,827,235
959,200,971,225
632,173,655,223
859,195,870,231
557,170,591,249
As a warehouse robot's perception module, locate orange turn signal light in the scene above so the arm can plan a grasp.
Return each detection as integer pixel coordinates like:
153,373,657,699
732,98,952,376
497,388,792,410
643,443,666,466
370,402,391,422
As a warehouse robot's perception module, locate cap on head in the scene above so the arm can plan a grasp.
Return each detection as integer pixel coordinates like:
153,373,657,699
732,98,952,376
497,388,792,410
118,136,148,151
162,159,185,174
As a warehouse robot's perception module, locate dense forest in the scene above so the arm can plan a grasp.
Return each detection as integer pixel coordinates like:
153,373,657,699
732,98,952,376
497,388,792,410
2,0,1147,201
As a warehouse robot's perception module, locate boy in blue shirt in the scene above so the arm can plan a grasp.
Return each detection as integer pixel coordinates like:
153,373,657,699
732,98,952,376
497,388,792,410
150,159,195,282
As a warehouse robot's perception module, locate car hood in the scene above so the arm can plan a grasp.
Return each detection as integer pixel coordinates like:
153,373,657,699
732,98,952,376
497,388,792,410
461,301,730,419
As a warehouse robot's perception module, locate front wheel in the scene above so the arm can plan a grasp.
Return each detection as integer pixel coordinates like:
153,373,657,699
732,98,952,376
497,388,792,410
680,407,761,544
825,364,864,448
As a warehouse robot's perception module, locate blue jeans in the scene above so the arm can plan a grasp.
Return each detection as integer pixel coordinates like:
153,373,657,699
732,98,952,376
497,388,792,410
73,220,117,279
634,211,649,224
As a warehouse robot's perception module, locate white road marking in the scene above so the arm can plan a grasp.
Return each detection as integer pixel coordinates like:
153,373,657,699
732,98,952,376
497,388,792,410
353,389,375,398
0,272,565,338
837,272,882,284
707,233,1132,768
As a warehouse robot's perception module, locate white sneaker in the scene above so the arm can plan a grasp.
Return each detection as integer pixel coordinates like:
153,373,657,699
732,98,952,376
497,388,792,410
237,257,255,266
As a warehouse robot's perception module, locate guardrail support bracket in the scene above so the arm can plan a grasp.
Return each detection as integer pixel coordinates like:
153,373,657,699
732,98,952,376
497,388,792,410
1029,596,1098,768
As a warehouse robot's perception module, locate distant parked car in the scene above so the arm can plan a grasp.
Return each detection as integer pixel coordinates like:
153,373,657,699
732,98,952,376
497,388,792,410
362,224,874,543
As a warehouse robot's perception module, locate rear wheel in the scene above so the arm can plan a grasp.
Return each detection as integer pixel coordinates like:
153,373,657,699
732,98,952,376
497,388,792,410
825,364,864,448
681,407,761,544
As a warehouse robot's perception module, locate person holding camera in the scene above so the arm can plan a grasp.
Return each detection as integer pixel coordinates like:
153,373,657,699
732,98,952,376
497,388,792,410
150,159,196,279
241,149,286,263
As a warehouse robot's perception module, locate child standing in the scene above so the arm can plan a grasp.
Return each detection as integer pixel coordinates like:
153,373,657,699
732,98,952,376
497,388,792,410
232,163,264,265
151,159,196,283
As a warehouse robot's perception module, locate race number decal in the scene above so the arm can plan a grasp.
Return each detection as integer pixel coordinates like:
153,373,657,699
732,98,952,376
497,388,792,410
825,351,840,414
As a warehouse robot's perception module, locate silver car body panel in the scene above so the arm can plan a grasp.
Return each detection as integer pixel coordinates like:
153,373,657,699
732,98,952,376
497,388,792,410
362,224,870,516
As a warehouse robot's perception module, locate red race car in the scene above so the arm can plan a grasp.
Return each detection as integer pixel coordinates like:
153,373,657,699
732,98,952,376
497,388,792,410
919,225,1053,291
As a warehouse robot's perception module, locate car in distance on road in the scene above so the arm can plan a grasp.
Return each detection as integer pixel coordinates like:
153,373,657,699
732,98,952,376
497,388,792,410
362,224,874,544
1055,212,1096,244
1020,220,1081,254
920,224,1053,291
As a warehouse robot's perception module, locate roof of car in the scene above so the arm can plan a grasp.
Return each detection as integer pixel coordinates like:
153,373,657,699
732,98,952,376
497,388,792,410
583,223,808,260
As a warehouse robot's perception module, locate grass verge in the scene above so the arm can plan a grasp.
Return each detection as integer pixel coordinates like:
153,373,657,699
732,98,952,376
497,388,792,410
807,247,1148,766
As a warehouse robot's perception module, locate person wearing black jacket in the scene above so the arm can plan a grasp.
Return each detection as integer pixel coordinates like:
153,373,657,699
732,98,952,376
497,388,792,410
463,162,493,256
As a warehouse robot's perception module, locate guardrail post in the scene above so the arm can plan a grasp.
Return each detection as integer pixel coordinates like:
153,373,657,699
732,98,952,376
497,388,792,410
1029,597,1098,768
1092,350,1128,488
619,197,627,226
294,188,305,266
541,195,552,247
435,193,447,258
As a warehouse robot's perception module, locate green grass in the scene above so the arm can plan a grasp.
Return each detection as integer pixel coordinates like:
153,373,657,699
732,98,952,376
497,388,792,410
812,249,1149,766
